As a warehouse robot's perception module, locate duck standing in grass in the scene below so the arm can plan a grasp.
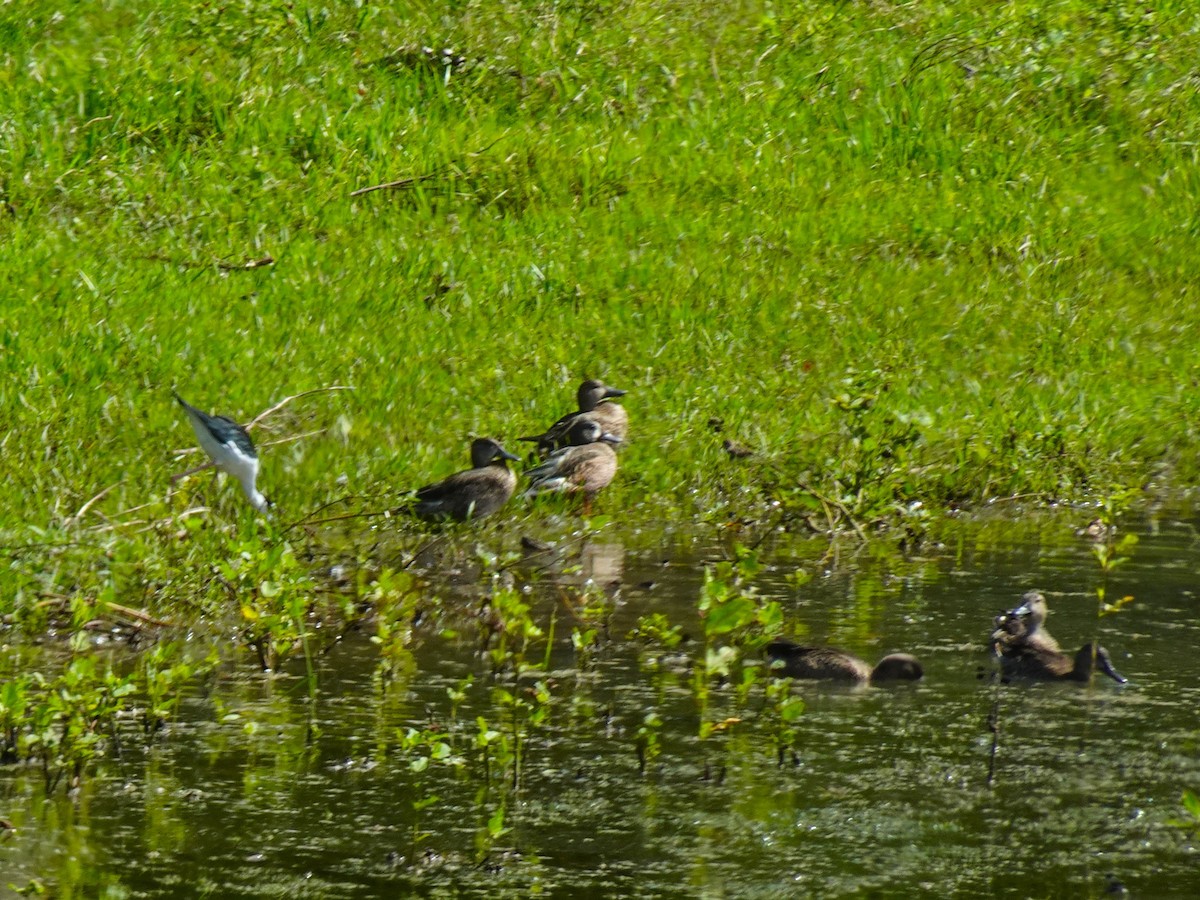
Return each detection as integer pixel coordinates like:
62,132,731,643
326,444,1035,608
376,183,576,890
410,438,521,522
173,390,271,512
522,418,621,510
766,640,924,684
519,379,628,455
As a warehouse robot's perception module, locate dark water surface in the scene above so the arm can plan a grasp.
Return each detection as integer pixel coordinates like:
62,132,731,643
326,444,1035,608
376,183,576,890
3,510,1200,897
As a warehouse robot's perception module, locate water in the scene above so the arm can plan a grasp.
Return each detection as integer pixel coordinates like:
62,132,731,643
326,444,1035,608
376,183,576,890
3,509,1200,897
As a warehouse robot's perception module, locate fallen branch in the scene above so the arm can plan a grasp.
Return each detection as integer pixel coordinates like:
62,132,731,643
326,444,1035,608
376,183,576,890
35,594,174,628
279,495,365,533
797,480,868,542
985,492,1049,505
104,601,175,628
350,173,436,197
217,255,274,270
170,460,215,480
247,385,354,430
64,479,125,527
262,427,326,447
288,509,394,530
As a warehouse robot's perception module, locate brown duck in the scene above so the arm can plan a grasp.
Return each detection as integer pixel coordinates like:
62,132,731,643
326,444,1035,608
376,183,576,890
411,438,520,522
522,418,621,501
998,641,1127,684
991,591,1061,653
519,379,628,454
766,640,924,684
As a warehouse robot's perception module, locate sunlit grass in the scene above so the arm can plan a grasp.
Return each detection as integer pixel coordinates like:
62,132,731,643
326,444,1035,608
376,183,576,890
2,1,1199,609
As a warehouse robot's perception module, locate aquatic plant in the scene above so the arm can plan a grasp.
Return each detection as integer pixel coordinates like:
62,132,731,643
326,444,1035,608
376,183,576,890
480,585,545,676
1,659,136,793
1168,790,1200,836
1090,491,1139,618
763,677,807,768
368,567,424,684
140,641,214,735
214,538,319,672
397,723,466,849
695,547,784,737
628,613,687,670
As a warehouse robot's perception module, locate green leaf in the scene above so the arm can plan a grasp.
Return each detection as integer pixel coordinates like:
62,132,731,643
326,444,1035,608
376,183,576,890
704,596,758,635
1183,789,1200,819
780,697,806,722
487,805,507,838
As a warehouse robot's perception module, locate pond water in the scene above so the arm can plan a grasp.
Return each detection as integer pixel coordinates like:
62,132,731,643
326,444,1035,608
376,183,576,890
3,509,1200,897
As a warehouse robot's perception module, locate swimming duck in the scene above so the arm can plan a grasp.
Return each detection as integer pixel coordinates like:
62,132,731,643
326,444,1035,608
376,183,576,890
997,641,1127,684
766,640,924,684
173,390,270,512
522,418,621,501
519,379,628,454
411,438,520,522
991,591,1061,653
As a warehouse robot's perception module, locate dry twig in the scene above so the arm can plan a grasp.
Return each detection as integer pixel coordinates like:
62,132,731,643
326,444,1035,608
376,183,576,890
64,479,125,527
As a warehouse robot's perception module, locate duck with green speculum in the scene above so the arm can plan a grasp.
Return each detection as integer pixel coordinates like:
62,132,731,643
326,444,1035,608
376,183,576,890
766,640,924,684
522,418,621,510
409,438,521,522
519,379,628,455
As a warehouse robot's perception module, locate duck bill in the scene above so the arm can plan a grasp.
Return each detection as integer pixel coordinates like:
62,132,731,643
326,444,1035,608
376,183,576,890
499,448,521,462
600,432,623,445
603,387,627,399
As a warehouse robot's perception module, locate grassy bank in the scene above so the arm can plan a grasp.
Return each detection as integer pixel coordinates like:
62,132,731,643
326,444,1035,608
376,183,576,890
2,0,1200,586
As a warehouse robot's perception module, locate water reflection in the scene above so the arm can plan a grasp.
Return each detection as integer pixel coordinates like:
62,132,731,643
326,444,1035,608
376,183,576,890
579,540,624,593
3,511,1200,896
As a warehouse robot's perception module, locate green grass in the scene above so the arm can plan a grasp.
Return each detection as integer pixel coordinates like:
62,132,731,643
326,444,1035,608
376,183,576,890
3,0,1200,602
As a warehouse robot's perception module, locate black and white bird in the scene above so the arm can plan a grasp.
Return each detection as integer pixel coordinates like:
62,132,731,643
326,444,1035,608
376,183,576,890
173,390,270,513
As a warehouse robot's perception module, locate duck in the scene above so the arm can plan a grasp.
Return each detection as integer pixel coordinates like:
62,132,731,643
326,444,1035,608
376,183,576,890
173,390,270,512
522,418,621,503
410,438,520,522
991,591,1061,653
997,641,1127,684
519,379,628,455
722,438,754,459
765,639,924,684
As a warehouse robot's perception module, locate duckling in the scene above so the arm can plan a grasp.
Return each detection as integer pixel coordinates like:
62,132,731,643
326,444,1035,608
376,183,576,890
766,640,924,684
519,379,628,454
173,390,271,512
522,418,621,503
410,438,520,522
998,641,1127,685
